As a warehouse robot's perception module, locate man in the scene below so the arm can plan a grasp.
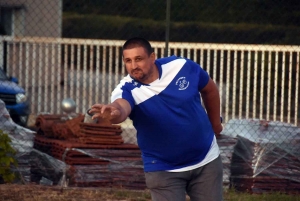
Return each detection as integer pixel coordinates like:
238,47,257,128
90,37,223,201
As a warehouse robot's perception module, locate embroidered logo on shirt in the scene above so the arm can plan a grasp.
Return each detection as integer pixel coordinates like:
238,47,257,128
176,77,189,90
131,80,140,87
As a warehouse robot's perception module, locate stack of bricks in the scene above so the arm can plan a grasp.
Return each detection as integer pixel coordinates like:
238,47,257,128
68,121,124,145
33,113,145,189
35,114,70,138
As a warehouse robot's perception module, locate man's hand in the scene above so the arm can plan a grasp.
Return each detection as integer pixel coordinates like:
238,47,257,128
212,123,223,136
89,104,121,121
89,99,132,124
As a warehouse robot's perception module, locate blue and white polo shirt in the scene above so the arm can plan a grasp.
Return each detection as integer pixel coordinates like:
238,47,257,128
111,55,218,172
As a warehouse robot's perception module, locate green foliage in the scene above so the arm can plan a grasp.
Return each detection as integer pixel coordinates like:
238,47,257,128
63,13,300,45
62,0,300,45
62,0,300,26
0,130,18,183
63,13,165,41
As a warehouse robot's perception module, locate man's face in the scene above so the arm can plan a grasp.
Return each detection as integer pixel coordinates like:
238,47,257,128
123,46,156,83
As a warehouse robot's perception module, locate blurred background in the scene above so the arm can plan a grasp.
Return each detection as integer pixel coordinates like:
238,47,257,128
61,0,300,44
0,0,299,196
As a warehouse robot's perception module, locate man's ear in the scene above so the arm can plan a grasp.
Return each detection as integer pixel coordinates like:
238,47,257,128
150,52,156,61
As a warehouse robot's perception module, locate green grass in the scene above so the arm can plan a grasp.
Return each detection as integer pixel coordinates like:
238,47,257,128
223,189,300,201
0,184,299,201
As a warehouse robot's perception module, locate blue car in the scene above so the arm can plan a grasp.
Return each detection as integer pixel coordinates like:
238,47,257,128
0,68,30,127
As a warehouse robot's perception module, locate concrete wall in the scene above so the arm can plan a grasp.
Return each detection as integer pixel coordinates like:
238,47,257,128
0,0,62,37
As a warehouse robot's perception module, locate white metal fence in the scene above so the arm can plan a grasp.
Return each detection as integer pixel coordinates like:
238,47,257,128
0,36,299,126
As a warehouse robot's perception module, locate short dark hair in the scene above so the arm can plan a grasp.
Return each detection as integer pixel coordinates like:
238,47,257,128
122,37,153,55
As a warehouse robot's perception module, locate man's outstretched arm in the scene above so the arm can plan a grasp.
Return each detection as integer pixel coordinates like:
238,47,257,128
89,98,132,124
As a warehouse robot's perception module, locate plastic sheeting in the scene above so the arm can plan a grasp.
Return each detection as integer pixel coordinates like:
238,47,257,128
216,134,237,186
0,100,67,185
223,119,300,193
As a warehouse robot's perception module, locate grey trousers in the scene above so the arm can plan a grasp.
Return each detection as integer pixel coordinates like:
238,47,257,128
145,156,223,201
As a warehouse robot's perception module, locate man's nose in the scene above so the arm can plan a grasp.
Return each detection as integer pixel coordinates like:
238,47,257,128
131,61,138,69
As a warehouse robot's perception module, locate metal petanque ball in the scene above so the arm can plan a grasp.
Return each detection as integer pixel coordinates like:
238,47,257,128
61,98,76,113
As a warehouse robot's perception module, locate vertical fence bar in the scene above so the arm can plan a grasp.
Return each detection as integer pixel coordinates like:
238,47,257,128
187,48,191,60
0,38,3,69
280,52,286,122
18,42,23,86
232,51,237,118
246,51,251,119
31,43,37,114
200,49,204,69
75,45,81,113
259,51,265,120
154,48,158,56
50,44,56,114
6,42,10,75
195,48,198,63
239,51,245,119
115,46,120,89
57,43,62,114
44,44,49,112
95,45,100,104
11,42,17,77
213,49,218,117
108,46,113,104
70,44,75,101
161,48,165,58
225,50,231,122
274,51,279,121
206,49,211,75
287,52,292,123
38,43,42,113
101,46,107,103
213,50,217,81
121,46,126,76
82,45,88,111
295,52,299,126
266,51,272,121
220,50,224,117
63,44,68,99
89,45,94,107
253,51,258,118
180,48,184,58
174,48,178,56
25,43,30,99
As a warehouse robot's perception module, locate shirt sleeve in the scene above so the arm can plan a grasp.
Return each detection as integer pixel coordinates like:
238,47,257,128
186,59,210,90
198,66,209,90
111,76,135,110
